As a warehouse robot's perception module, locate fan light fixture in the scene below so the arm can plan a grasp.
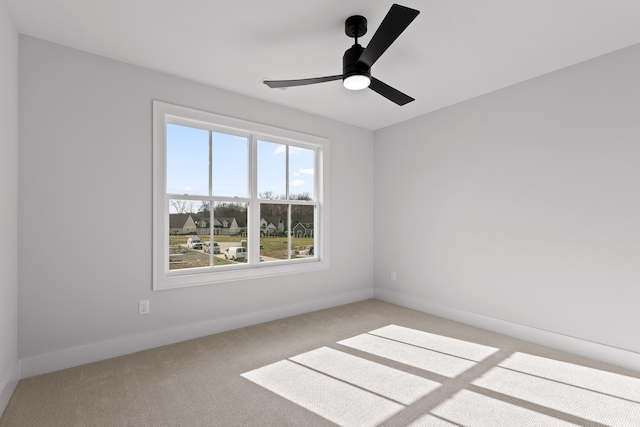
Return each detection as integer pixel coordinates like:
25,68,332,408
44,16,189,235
263,5,419,106
343,74,371,90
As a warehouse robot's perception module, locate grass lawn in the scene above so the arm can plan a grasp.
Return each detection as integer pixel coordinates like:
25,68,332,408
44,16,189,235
260,236,313,259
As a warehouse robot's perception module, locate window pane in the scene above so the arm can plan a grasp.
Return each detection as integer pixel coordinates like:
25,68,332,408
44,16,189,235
289,146,315,200
291,205,315,258
196,202,221,266
258,140,286,199
214,201,249,264
168,199,210,270
212,132,248,198
260,203,288,262
166,124,209,196
155,102,326,290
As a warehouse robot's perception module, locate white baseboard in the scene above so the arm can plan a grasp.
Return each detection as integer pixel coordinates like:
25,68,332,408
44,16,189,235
20,289,374,378
0,360,20,417
375,289,640,373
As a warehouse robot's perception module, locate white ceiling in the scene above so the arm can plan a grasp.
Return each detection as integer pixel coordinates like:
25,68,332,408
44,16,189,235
6,0,640,130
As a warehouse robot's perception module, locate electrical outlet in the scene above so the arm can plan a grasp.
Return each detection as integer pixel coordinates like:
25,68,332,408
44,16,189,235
390,271,396,282
138,300,150,315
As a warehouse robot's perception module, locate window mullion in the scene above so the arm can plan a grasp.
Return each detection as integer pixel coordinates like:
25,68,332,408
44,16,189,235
208,131,213,196
209,131,213,268
287,204,292,260
249,134,259,265
286,145,290,259
285,145,290,199
314,146,320,259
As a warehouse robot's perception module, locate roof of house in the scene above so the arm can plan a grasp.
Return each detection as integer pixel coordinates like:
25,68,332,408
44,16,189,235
293,216,314,225
169,213,194,228
262,216,282,227
218,217,247,228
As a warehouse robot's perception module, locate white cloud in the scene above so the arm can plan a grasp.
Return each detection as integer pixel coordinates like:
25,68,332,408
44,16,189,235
289,146,304,154
291,179,305,186
299,168,314,175
274,145,305,156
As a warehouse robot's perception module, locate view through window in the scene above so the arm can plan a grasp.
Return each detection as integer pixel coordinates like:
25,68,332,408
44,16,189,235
153,101,328,289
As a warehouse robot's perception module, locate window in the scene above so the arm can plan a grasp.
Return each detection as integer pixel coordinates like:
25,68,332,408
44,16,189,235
153,101,329,290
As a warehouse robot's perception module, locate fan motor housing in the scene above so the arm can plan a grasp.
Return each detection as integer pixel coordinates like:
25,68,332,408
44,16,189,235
343,44,370,80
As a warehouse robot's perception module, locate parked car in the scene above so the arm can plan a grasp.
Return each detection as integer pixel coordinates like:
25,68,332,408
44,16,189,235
186,236,202,250
203,241,220,254
224,246,246,261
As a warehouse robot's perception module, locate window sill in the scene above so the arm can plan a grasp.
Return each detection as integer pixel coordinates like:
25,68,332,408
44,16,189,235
153,258,329,290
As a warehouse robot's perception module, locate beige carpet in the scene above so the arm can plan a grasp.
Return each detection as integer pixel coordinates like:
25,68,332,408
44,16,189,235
1,299,639,426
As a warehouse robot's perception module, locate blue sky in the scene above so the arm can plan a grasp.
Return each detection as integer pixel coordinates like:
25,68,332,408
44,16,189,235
166,124,314,212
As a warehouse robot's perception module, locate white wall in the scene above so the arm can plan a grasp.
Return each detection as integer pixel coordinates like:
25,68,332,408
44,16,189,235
18,36,374,377
374,44,640,370
0,0,20,414
14,30,639,383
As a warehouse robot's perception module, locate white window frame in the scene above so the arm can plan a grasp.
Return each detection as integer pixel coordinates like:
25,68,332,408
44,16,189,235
152,101,330,290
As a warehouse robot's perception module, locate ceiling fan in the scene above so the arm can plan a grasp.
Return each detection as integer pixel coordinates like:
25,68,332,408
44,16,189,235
263,4,420,106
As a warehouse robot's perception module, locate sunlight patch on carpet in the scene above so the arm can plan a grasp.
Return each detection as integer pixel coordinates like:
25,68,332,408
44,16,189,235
241,324,640,427
499,352,640,402
369,324,499,362
290,347,440,405
406,414,460,426
473,366,640,425
338,333,476,377
412,390,579,426
241,359,404,427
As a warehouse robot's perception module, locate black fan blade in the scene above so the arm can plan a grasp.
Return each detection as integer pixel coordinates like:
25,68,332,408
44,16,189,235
263,75,342,89
369,77,414,105
358,4,419,69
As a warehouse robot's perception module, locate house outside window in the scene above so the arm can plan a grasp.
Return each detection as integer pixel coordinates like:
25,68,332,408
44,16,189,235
152,101,329,290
